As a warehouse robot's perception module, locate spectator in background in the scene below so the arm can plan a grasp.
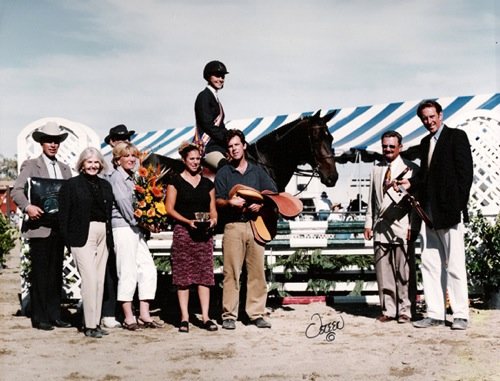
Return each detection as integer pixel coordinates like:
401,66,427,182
347,193,368,222
327,203,344,222
317,191,333,221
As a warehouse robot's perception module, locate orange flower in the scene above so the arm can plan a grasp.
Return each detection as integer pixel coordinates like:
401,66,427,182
135,185,145,194
138,166,148,177
147,208,156,217
134,209,143,218
151,186,163,198
137,200,147,208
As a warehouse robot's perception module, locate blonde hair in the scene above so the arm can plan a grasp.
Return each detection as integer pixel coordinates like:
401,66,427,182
76,147,106,174
112,141,139,168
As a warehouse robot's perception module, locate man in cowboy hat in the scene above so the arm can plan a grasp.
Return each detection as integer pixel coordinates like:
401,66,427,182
12,121,73,331
99,124,136,328
104,124,135,146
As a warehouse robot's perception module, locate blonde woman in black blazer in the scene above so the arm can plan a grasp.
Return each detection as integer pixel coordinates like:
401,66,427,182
59,147,114,338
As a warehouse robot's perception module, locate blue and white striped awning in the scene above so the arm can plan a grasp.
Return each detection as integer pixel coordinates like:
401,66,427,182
101,93,500,160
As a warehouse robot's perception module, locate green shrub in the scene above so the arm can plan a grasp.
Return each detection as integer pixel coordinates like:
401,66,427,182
465,210,500,292
0,213,17,266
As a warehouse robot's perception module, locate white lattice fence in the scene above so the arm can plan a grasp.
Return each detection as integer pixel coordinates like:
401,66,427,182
458,113,500,215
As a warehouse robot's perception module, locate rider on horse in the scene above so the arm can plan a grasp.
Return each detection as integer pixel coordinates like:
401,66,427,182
194,60,230,171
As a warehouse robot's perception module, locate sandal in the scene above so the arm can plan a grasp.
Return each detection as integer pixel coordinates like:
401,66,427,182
202,320,218,332
122,321,141,331
137,318,164,329
178,321,189,333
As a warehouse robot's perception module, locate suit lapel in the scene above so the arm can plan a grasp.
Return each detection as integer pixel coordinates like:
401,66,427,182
36,156,50,178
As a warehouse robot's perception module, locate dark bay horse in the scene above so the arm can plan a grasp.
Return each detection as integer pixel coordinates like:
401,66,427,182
144,110,339,191
246,110,338,191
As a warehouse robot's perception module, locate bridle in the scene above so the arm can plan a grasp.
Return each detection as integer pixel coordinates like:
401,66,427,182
253,117,335,175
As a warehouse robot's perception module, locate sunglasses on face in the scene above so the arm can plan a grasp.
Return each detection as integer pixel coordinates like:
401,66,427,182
41,139,61,144
382,144,398,149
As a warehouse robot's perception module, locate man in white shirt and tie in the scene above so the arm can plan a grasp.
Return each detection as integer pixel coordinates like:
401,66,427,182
364,131,419,324
12,121,73,331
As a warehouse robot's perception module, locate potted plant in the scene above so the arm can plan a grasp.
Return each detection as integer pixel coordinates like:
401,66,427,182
465,210,500,309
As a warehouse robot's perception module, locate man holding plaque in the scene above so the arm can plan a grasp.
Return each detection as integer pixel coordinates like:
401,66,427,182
12,121,72,331
364,131,419,324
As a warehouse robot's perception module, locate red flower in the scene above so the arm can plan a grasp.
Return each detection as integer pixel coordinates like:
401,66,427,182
151,186,163,198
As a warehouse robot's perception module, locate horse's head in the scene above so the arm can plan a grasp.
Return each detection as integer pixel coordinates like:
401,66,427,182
306,110,339,187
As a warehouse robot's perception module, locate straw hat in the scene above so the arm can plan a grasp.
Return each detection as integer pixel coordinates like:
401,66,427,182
32,121,68,143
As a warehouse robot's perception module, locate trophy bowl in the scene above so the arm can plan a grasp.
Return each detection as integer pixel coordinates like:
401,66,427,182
194,212,211,231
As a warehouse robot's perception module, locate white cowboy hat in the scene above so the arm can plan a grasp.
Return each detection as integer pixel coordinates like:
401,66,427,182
32,121,68,143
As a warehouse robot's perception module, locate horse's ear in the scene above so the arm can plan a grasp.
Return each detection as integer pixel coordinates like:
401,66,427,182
312,110,322,119
322,110,338,124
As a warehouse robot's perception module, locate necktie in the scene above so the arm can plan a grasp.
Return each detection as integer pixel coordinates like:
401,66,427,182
50,161,58,179
383,164,391,193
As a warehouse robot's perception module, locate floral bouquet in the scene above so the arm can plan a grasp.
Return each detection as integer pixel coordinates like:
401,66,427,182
133,152,169,232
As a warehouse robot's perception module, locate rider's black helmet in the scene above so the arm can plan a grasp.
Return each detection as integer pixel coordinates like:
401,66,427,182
203,60,229,81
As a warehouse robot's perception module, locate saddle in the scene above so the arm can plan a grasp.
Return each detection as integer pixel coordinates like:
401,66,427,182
229,184,303,245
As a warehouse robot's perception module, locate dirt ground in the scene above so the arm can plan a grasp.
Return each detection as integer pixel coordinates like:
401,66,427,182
1,244,499,381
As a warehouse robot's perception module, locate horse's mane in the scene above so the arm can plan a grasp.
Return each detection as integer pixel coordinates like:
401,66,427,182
251,115,310,147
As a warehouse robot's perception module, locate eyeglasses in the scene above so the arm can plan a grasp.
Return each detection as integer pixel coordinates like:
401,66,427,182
41,139,61,144
382,144,398,149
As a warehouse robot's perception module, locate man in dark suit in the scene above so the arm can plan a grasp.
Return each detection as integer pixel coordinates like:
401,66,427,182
12,121,73,330
194,60,229,170
400,100,473,330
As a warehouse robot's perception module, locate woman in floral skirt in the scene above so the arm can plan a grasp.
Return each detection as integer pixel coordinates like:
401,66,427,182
165,142,218,333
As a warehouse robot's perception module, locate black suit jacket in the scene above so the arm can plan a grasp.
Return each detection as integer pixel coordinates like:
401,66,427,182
194,87,228,154
412,125,473,229
59,174,114,249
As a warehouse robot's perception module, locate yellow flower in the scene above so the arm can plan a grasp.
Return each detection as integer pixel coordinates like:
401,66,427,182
155,202,167,215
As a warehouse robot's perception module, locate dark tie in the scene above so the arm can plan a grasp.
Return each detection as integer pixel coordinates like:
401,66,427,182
383,164,391,193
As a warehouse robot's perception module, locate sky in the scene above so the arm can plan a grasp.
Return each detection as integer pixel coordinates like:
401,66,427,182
0,0,498,159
